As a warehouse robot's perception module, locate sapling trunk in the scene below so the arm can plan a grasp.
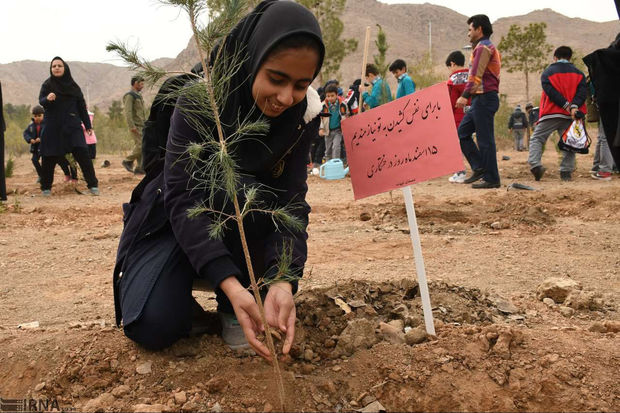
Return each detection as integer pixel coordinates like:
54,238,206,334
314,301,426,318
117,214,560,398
188,7,288,412
108,1,299,410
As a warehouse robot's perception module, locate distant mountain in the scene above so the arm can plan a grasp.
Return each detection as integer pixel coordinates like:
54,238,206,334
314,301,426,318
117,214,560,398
0,58,174,110
1,1,618,109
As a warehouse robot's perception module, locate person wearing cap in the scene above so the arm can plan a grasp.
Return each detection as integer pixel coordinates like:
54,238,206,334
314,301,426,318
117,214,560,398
508,104,528,151
524,102,539,145
122,76,146,174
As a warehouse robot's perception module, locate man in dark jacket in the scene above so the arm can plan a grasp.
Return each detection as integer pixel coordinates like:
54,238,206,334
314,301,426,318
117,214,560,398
584,33,620,169
508,104,528,151
0,82,6,201
527,46,587,181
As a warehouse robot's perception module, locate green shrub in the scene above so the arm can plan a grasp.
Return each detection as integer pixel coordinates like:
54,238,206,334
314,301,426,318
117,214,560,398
5,157,14,178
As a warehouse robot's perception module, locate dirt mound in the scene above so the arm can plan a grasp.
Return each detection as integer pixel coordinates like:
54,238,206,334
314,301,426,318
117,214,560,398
1,280,614,412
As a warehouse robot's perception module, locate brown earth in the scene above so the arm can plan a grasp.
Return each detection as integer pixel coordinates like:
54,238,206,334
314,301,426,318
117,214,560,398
0,147,619,412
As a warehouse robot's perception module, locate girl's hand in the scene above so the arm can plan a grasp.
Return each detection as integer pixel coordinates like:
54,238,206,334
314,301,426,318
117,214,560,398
220,277,271,360
47,93,56,101
264,282,296,355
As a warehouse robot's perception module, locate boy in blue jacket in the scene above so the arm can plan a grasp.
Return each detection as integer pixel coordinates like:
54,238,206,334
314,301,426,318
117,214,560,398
23,105,75,183
361,64,392,109
321,84,348,161
389,59,416,98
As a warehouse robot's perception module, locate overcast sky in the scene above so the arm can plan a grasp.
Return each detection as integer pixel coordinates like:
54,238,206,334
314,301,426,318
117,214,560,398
1,0,618,65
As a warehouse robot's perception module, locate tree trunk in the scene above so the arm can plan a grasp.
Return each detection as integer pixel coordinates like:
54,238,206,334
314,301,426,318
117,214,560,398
525,70,530,103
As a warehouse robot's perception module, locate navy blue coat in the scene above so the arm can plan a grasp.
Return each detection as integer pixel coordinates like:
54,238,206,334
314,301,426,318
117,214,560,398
23,120,43,153
114,100,319,327
38,88,91,157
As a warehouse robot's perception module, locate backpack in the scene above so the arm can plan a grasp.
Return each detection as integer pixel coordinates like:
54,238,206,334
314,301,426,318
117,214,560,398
141,74,195,174
558,118,591,154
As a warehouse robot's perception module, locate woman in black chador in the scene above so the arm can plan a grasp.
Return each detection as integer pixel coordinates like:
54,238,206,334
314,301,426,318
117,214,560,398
114,0,324,360
39,57,99,195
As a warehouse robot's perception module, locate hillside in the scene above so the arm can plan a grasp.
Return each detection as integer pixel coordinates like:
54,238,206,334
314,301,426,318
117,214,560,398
1,1,618,109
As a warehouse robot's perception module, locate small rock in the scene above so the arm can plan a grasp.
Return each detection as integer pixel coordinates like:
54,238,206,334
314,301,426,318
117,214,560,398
301,364,315,374
324,338,336,348
205,376,227,393
604,321,620,333
112,385,130,397
34,382,46,392
490,221,501,230
559,306,575,317
491,296,519,314
537,278,581,304
391,304,409,317
492,330,513,359
136,361,152,375
132,404,167,413
332,366,342,372
348,300,367,308
174,391,187,404
565,291,606,311
181,401,200,412
263,402,273,412
387,319,404,331
358,400,386,413
388,372,400,381
211,402,222,413
360,212,372,221
334,319,377,356
379,322,405,344
405,327,427,345
83,393,115,412
304,348,314,362
588,322,607,333
543,298,555,307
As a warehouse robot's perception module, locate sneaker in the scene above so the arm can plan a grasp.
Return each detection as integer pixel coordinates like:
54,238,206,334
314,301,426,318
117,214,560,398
591,171,612,181
41,190,51,197
218,312,251,352
560,171,572,181
64,175,71,182
472,180,501,189
590,165,599,174
448,171,466,183
530,165,546,181
312,167,319,176
88,187,100,196
121,160,134,173
463,168,484,184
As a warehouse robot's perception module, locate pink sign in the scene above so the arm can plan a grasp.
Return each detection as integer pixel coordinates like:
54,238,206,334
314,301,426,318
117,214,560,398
341,82,464,200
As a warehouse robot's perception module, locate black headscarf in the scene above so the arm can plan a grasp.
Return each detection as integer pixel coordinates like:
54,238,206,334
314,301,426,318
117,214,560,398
207,0,324,172
41,56,84,99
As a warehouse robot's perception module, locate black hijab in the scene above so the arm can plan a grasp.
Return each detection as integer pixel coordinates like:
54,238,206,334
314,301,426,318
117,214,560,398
41,56,84,99
207,0,324,172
